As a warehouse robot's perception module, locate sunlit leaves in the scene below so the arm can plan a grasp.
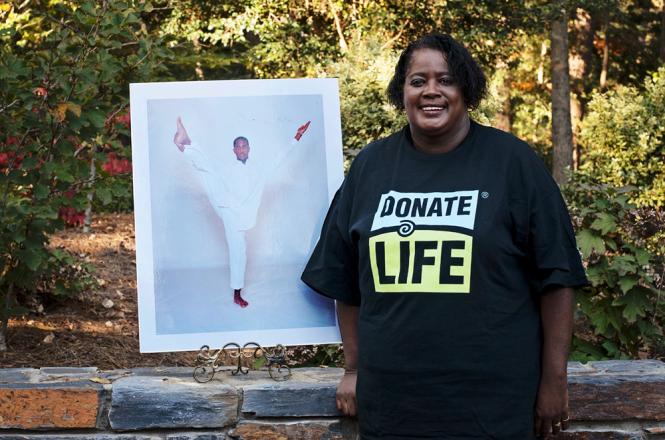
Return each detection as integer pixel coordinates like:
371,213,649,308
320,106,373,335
579,67,665,209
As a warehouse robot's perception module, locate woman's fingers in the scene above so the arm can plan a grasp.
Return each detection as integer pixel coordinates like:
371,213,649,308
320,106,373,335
552,419,562,436
535,413,570,438
561,410,570,431
336,374,357,417
336,396,354,416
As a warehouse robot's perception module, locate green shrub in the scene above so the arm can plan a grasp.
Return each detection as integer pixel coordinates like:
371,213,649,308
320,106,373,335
0,1,172,346
322,39,404,168
564,175,664,360
578,67,665,208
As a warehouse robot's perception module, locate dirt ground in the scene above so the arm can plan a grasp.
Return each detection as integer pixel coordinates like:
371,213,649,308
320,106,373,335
1,213,200,369
1,213,339,370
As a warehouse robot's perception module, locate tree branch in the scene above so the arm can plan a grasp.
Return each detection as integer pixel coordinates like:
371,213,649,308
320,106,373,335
327,0,348,53
0,99,20,115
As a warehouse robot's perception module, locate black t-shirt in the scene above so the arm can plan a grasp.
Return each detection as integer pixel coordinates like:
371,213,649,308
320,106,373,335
302,121,588,440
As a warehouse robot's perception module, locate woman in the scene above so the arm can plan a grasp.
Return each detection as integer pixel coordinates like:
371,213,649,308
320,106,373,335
302,33,587,439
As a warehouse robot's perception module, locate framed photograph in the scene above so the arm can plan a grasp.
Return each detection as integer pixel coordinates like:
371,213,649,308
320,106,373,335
130,78,344,352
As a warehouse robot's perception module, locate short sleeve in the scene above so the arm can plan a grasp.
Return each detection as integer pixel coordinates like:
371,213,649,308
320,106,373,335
528,189,589,293
301,180,361,306
510,144,589,294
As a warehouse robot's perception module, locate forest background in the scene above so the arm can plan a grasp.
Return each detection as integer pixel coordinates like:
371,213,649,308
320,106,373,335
0,0,663,365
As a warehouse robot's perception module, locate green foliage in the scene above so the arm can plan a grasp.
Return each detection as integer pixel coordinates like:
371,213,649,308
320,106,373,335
156,0,339,79
1,0,664,363
564,176,664,360
289,344,344,367
601,0,664,89
578,67,665,208
323,39,404,167
505,35,553,160
0,1,172,326
155,0,542,79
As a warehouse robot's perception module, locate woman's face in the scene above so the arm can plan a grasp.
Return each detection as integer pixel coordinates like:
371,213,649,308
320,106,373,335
403,48,467,141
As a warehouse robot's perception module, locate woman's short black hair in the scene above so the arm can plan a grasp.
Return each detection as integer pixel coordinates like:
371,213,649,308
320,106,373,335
387,33,487,110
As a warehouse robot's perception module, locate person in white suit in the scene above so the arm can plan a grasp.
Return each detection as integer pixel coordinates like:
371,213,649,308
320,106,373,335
173,117,311,308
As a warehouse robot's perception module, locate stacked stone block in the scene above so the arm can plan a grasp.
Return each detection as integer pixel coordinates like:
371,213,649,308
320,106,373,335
0,361,664,439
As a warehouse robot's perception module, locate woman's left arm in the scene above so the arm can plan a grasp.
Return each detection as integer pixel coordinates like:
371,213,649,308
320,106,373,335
535,286,574,438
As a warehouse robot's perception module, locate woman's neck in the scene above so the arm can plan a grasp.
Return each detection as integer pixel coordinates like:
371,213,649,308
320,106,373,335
410,114,471,154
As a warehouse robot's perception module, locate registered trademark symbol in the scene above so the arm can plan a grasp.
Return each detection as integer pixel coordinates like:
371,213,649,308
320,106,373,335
481,191,490,199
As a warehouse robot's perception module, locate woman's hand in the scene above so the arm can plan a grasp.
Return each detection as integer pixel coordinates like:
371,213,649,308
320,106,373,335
335,301,359,417
534,374,570,438
336,369,358,416
536,287,574,438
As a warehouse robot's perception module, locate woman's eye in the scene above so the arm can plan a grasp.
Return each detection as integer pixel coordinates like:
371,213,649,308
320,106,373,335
410,78,424,87
440,77,454,85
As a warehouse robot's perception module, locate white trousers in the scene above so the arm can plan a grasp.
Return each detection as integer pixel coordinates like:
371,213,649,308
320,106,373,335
221,216,247,290
184,147,257,291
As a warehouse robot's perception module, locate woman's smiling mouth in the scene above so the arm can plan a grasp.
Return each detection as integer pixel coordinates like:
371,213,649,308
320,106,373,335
420,105,447,114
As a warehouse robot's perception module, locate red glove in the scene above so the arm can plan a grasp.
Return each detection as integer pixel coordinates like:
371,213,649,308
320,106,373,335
295,121,311,141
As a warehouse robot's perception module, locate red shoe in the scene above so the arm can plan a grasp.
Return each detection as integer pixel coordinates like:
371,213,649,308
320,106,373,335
234,289,249,308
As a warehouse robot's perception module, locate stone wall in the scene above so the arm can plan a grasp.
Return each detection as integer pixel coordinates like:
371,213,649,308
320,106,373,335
1,361,664,439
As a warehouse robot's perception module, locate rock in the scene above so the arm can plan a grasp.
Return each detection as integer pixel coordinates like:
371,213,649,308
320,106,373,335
102,299,114,309
567,362,596,375
40,367,98,376
0,435,164,440
42,333,55,344
108,376,238,430
229,420,355,440
569,374,665,420
0,434,230,440
0,384,102,429
242,382,338,417
165,434,229,440
644,426,665,434
129,367,194,378
240,368,342,417
0,369,38,384
589,360,665,375
559,432,645,439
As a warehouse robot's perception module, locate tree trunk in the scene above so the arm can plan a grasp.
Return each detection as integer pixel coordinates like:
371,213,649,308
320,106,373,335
660,1,665,63
538,40,547,85
600,10,609,89
569,7,596,170
570,95,581,171
328,0,348,53
550,5,573,185
192,37,205,80
494,60,512,132
0,283,14,352
83,148,96,233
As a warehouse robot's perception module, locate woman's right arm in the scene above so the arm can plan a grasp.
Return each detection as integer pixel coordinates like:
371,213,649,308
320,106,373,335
336,300,359,417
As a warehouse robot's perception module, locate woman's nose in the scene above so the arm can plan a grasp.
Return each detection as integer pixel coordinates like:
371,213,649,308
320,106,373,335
423,80,441,96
